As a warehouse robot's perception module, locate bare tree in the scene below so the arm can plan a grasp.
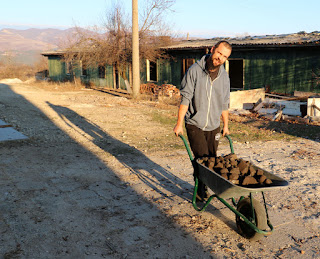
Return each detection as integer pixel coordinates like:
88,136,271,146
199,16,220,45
62,0,176,95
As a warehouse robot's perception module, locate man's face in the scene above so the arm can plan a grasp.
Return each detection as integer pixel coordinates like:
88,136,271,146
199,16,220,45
210,44,232,67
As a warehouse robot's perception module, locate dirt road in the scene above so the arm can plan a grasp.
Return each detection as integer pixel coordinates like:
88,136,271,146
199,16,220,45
0,81,319,258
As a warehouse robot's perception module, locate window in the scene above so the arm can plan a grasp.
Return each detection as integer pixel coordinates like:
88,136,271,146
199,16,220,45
98,65,106,79
146,60,157,82
182,58,195,77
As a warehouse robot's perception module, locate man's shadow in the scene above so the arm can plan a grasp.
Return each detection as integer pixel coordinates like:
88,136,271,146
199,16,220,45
46,101,194,201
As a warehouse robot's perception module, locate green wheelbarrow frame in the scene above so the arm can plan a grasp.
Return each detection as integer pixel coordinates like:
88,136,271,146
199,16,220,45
179,134,289,238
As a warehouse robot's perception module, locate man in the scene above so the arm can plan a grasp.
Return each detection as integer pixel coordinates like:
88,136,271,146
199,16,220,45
173,40,232,201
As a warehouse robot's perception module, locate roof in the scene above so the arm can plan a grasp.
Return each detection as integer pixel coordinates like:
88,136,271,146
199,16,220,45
41,50,66,56
164,32,320,50
42,32,320,56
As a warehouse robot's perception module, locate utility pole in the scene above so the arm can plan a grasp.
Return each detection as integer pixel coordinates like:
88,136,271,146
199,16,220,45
132,0,140,98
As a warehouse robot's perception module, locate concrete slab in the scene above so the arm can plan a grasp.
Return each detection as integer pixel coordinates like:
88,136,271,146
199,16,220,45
0,127,28,142
230,88,265,109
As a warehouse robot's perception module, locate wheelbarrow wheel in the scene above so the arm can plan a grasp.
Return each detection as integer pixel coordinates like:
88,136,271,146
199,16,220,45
236,197,267,241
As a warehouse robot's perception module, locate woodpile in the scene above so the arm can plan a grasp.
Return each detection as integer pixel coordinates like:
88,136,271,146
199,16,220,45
198,154,273,187
140,83,180,97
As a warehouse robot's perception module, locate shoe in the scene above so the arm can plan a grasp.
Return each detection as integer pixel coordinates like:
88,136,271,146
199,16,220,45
196,192,209,202
196,183,209,202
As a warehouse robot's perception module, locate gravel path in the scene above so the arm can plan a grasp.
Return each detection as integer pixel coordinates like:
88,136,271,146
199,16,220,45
0,82,319,258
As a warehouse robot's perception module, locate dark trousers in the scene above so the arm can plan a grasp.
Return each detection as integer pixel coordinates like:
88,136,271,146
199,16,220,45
185,123,220,159
186,123,221,196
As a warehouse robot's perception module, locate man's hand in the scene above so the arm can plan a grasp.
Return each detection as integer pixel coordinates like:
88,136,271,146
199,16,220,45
173,123,183,136
222,125,230,136
221,110,229,136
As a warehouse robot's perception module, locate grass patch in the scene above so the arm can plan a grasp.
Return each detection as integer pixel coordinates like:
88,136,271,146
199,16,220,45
150,109,177,126
228,119,297,142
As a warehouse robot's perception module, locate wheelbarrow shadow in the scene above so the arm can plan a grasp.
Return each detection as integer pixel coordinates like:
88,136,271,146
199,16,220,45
46,102,238,233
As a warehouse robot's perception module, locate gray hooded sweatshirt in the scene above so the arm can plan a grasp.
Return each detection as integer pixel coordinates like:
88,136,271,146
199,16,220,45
180,54,230,131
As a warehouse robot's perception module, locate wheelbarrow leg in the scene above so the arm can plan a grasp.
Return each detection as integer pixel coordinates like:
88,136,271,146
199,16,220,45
192,177,215,212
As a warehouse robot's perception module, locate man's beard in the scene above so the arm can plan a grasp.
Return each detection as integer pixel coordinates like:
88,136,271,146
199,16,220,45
207,55,220,71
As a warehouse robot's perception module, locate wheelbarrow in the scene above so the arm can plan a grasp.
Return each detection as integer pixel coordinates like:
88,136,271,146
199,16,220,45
179,134,289,241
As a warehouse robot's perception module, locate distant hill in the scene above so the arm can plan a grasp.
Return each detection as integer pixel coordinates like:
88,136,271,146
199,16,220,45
0,28,80,65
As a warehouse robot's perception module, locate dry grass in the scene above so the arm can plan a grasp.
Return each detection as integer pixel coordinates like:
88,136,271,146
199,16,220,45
30,78,86,92
0,57,47,81
146,105,320,146
0,63,36,81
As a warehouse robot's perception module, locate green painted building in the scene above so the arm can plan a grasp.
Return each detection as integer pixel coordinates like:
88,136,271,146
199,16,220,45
42,32,320,94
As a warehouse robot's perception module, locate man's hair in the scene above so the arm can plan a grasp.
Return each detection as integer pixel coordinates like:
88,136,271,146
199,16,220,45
214,40,232,51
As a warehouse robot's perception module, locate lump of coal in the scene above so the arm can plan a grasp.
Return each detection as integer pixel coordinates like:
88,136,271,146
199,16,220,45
229,173,239,180
230,168,240,175
265,179,273,184
238,160,247,171
259,175,267,184
208,157,216,164
198,154,273,187
249,166,256,176
221,173,228,180
230,179,239,185
214,162,224,169
224,153,238,160
230,160,238,167
257,169,264,176
208,161,215,170
242,176,258,185
220,168,229,174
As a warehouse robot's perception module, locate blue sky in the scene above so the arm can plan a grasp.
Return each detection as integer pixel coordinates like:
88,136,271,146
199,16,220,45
1,0,320,38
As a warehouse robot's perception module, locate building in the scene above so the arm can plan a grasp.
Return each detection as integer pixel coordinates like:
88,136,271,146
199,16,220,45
42,32,320,94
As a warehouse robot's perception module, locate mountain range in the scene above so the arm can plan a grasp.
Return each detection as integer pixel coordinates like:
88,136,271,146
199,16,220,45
0,28,79,65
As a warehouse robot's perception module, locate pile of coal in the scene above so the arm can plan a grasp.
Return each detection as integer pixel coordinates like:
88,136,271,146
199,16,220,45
197,154,273,187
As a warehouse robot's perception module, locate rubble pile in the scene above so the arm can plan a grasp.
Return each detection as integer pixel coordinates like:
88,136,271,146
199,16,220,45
198,154,273,187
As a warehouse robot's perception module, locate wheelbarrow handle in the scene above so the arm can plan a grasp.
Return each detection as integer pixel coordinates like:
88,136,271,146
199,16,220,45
225,134,235,154
179,134,194,161
179,133,234,162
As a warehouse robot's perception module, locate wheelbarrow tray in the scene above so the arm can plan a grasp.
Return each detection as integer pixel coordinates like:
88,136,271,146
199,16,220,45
196,158,289,199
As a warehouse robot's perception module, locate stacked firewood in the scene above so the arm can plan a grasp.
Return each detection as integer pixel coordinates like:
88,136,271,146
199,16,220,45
140,83,180,97
198,154,273,187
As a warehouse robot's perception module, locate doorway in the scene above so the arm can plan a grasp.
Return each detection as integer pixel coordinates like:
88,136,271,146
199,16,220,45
228,59,244,89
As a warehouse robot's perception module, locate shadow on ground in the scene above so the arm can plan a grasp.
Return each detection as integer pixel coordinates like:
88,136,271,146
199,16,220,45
0,83,230,258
